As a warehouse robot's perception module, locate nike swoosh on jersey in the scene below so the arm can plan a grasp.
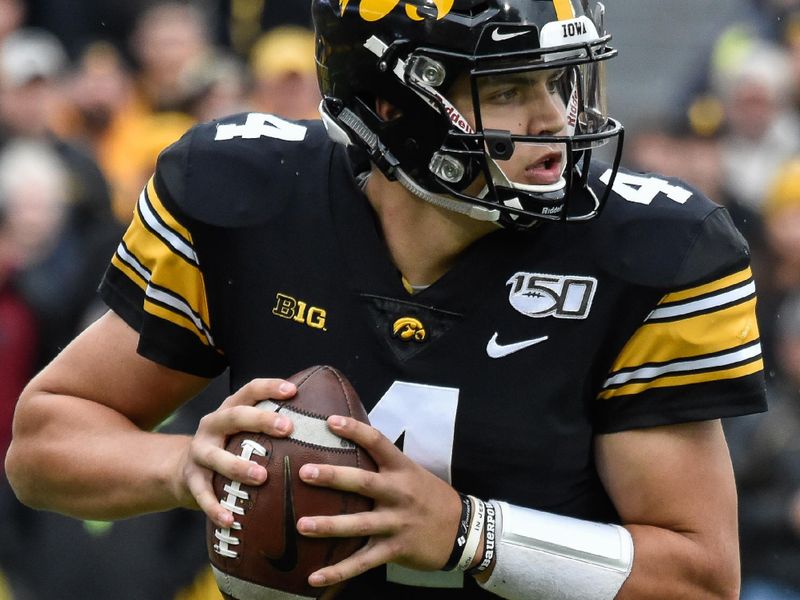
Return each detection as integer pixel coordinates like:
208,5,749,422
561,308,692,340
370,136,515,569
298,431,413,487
486,332,549,358
491,28,531,42
267,456,299,572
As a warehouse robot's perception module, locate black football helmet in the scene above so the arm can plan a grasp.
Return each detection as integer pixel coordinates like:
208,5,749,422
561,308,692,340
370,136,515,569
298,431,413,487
313,0,624,229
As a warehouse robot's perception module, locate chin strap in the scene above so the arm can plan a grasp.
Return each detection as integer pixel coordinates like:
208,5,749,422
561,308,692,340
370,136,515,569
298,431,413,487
394,168,500,223
320,99,501,223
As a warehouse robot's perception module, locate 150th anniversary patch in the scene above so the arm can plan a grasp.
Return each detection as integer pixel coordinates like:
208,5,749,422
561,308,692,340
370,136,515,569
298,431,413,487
506,272,597,319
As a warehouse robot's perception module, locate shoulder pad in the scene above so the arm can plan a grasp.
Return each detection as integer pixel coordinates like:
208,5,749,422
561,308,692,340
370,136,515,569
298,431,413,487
587,164,750,289
154,113,334,227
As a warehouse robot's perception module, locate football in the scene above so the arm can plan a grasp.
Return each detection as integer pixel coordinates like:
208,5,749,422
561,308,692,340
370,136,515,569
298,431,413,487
207,365,377,599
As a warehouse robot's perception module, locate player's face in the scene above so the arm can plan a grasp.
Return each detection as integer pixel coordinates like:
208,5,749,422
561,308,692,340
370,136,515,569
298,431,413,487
449,68,569,189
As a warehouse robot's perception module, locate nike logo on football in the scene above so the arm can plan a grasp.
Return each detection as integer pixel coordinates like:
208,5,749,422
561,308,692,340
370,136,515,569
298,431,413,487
267,456,299,572
491,28,531,42
486,332,548,358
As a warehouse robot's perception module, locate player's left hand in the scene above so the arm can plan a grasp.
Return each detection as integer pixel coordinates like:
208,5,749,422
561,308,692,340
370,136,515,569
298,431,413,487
295,415,463,587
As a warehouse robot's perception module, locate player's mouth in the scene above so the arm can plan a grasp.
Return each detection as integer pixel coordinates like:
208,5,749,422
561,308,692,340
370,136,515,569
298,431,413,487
524,151,563,185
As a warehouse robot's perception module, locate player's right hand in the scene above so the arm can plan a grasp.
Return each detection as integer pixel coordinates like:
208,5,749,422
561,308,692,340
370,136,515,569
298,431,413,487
174,378,297,528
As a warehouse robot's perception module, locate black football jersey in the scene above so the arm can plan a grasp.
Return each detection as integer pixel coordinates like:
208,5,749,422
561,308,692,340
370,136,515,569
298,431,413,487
99,113,766,597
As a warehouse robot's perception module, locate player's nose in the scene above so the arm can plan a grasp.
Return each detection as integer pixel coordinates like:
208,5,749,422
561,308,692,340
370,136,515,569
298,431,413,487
526,92,567,136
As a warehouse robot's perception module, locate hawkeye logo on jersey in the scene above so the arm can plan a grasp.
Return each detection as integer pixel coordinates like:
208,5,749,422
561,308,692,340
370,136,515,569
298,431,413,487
339,0,454,21
273,293,327,331
392,317,427,342
507,272,597,319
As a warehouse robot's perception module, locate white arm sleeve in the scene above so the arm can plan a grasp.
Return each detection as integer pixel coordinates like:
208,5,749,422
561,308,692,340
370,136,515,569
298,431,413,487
477,501,634,600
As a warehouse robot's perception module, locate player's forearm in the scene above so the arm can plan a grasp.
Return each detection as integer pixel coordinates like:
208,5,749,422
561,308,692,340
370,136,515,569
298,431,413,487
615,524,739,600
6,391,192,520
471,501,738,600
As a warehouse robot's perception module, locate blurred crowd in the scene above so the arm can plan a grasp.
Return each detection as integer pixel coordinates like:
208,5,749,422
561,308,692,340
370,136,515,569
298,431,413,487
0,0,799,598
627,1,800,598
0,1,317,598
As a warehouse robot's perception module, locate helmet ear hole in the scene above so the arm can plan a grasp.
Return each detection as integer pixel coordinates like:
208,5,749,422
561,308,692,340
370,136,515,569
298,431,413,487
484,130,514,160
429,152,466,184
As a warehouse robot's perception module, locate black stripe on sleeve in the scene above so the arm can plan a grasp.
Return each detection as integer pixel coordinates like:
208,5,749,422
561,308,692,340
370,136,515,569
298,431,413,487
593,373,767,434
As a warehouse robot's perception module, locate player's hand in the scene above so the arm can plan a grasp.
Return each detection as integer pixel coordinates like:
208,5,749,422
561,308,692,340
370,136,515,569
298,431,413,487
175,378,297,528
296,415,463,587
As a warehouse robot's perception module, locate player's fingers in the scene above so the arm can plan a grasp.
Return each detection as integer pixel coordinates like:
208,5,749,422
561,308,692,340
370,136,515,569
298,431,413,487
191,441,268,487
296,510,391,539
326,416,402,467
298,463,389,499
186,468,233,528
307,540,395,588
198,404,293,438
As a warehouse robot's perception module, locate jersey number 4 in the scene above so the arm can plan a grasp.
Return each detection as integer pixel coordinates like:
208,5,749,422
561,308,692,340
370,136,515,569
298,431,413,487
600,169,693,205
369,382,465,588
369,381,458,483
214,113,308,142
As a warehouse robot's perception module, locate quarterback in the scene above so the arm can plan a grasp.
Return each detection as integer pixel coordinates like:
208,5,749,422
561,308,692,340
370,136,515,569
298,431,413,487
7,1,766,599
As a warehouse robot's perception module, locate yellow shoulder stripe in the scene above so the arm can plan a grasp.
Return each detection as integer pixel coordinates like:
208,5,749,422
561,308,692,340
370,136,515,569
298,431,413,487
609,297,759,370
123,210,211,330
599,266,764,400
110,182,214,346
660,267,751,304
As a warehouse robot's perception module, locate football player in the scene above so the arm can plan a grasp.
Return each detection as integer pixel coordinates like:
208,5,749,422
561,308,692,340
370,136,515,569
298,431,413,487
7,1,766,599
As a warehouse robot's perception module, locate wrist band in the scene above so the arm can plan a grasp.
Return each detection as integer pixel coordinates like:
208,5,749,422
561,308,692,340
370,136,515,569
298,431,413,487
456,496,485,571
442,493,472,571
468,499,496,575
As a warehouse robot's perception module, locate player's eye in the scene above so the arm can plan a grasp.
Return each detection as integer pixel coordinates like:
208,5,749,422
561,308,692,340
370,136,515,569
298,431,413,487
487,86,519,103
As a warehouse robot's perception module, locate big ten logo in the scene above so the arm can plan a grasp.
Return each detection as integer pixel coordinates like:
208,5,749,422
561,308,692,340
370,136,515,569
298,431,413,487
339,0,454,21
506,272,597,319
273,293,327,330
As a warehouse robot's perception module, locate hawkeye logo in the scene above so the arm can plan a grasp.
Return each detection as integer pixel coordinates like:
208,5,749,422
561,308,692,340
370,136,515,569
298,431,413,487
339,0,454,21
392,317,427,342
273,293,327,331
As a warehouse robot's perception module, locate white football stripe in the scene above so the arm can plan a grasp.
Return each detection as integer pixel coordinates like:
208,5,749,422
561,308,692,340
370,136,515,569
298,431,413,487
648,281,755,321
212,566,314,600
603,343,762,388
256,400,355,450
